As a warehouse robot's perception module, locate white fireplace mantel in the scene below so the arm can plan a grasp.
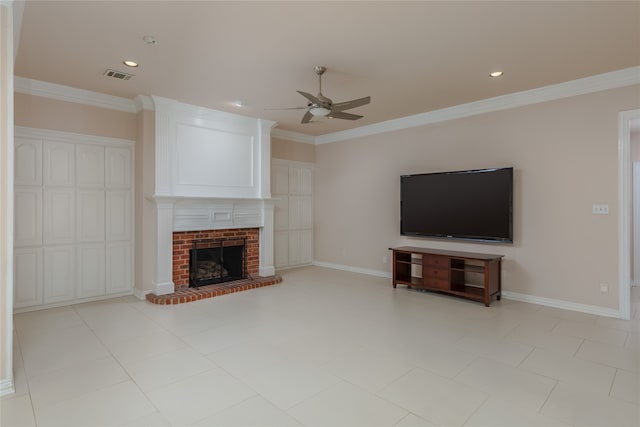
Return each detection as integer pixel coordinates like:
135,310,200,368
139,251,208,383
150,97,277,296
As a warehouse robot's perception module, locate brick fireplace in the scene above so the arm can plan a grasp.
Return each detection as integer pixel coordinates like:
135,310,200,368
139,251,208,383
172,228,259,288
146,225,281,305
143,96,278,301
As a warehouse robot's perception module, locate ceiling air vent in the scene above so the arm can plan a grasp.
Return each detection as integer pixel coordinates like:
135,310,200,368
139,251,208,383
103,69,133,80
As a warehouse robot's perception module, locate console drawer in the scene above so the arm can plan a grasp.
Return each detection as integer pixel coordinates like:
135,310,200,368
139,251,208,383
423,267,450,280
424,277,449,290
424,255,449,268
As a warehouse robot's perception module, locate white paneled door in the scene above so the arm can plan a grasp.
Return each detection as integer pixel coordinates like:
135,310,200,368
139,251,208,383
13,248,43,309
272,160,313,268
14,129,134,310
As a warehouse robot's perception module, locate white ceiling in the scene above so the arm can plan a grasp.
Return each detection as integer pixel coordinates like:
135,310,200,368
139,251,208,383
14,1,640,137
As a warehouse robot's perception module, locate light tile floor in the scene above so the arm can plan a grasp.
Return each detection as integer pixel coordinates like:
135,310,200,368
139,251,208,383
2,266,639,427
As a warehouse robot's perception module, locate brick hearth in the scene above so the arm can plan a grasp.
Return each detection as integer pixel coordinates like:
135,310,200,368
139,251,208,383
146,275,282,305
145,227,280,305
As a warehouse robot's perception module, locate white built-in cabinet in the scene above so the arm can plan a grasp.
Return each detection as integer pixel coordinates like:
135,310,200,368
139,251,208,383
272,159,313,268
13,129,134,310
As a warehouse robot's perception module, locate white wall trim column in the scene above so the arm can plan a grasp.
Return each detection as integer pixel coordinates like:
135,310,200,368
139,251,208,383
153,198,175,295
0,0,15,397
260,201,275,277
618,109,640,320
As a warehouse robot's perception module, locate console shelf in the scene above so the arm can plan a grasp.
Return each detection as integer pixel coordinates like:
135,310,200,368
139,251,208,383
390,246,503,307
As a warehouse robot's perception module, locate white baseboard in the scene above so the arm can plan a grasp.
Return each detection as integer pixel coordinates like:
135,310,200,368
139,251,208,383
501,291,621,319
133,288,151,300
0,378,14,397
312,261,622,319
312,261,392,279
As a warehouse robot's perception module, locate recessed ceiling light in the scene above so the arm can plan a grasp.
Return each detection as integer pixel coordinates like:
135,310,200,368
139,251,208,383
490,71,504,78
231,101,244,108
123,60,139,68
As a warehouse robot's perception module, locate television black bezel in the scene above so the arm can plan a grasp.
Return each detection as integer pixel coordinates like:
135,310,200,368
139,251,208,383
400,167,514,243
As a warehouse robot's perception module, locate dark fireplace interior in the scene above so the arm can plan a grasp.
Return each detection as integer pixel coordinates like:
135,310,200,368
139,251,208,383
190,238,247,287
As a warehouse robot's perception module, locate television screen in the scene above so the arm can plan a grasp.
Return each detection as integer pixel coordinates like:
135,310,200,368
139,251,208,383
400,167,513,243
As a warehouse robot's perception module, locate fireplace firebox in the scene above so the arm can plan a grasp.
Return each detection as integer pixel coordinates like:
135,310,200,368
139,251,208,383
190,237,248,287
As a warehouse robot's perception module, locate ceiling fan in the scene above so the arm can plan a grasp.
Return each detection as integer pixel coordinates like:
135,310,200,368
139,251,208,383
271,66,371,124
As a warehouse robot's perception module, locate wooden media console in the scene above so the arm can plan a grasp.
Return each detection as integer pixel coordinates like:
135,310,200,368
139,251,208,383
390,246,503,306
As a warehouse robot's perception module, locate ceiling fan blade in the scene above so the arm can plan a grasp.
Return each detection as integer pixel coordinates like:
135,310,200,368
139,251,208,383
327,111,363,121
264,106,307,111
297,90,323,106
301,110,314,124
331,96,371,112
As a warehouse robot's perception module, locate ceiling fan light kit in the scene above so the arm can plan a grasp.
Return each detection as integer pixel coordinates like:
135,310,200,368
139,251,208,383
271,65,371,124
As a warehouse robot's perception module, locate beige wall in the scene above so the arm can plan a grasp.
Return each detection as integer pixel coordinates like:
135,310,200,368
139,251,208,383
315,85,640,310
272,137,315,163
14,92,137,141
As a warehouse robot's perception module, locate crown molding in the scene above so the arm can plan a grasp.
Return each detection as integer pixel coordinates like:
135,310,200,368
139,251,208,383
134,95,155,112
15,126,135,147
271,128,315,144
314,66,640,145
14,76,137,113
14,66,640,143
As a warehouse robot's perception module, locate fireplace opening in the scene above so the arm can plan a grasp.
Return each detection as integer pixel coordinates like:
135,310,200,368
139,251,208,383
190,237,248,287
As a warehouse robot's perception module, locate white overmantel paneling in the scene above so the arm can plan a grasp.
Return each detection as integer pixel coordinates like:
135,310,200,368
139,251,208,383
152,96,276,199
150,97,277,295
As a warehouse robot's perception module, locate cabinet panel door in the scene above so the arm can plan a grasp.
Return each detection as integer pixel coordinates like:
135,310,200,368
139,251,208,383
44,245,76,304
274,195,289,231
76,145,105,188
15,138,42,186
289,166,313,195
14,188,42,247
288,230,312,266
272,164,289,195
106,190,131,241
43,188,75,245
106,242,132,294
14,248,43,308
77,244,106,298
43,141,75,187
289,196,312,230
274,231,289,268
77,190,105,242
105,147,132,189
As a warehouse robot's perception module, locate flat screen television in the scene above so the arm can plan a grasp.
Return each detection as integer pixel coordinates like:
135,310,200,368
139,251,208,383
400,167,513,243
